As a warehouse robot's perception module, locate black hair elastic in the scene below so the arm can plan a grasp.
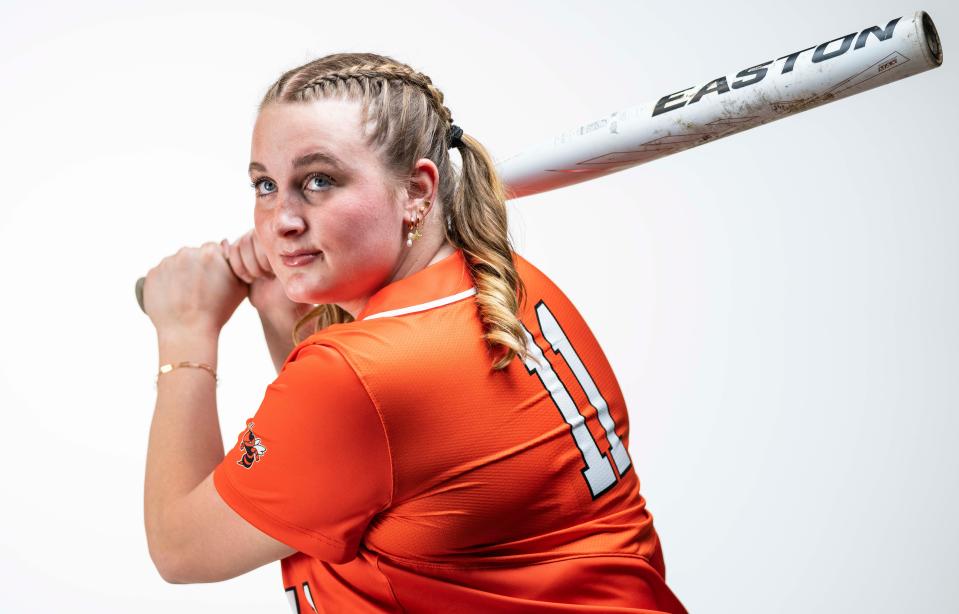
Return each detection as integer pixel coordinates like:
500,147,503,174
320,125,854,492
448,124,464,149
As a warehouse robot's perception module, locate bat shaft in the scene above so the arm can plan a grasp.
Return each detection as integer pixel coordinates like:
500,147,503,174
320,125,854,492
496,10,943,199
137,10,944,311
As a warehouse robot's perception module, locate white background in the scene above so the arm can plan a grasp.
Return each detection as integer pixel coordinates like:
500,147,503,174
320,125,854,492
1,1,956,612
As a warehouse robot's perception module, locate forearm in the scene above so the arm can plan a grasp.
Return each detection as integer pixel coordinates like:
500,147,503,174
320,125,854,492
258,309,304,374
257,303,316,373
144,329,223,557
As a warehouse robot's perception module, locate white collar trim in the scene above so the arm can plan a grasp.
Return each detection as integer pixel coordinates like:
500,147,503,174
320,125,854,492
361,287,477,321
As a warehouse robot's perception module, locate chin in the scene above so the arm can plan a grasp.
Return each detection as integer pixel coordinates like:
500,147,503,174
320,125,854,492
283,279,332,306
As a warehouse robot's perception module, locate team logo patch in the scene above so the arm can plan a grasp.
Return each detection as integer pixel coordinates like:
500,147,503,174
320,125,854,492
236,421,267,469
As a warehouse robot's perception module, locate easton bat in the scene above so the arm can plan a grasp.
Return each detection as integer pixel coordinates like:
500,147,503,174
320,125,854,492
496,10,942,197
135,10,943,312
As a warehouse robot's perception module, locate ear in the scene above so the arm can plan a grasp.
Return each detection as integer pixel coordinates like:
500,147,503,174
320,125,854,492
403,158,440,223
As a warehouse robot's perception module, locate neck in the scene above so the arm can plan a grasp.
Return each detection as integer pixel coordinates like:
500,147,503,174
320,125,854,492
337,237,457,319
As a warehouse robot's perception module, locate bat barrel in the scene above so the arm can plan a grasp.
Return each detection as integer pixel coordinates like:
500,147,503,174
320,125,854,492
496,10,944,199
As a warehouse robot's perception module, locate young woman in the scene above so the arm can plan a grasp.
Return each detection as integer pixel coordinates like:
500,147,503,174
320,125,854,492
142,52,687,613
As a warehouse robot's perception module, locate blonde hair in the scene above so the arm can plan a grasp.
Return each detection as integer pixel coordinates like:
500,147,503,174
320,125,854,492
261,52,528,370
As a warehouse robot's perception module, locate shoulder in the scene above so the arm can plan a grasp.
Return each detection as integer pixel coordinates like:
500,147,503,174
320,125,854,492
511,251,585,321
270,340,374,409
512,251,567,303
285,309,485,392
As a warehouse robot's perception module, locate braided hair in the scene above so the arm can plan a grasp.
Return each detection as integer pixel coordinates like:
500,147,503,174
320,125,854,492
261,53,527,371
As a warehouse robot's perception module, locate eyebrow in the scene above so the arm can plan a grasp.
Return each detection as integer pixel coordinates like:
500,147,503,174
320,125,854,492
248,151,347,175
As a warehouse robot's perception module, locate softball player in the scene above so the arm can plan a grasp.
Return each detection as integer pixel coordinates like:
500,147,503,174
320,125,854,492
143,52,687,613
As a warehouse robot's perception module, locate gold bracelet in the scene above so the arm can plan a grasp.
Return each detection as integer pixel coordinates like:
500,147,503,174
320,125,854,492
155,361,219,387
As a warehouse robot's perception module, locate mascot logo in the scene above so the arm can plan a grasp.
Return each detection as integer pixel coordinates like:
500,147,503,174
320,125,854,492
236,421,267,469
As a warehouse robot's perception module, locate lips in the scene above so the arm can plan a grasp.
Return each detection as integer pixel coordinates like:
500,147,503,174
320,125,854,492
280,250,321,267
280,248,321,257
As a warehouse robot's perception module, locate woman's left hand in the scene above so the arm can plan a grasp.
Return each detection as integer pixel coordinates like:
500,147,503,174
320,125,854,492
143,241,250,337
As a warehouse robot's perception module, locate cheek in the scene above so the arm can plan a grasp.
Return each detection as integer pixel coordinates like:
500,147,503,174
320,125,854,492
252,216,276,264
253,209,270,239
330,197,400,250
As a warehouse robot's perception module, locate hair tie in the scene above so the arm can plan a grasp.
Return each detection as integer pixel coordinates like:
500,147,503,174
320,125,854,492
448,124,464,149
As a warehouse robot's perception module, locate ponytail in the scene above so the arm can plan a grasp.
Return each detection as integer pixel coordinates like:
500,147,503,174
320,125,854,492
444,133,528,370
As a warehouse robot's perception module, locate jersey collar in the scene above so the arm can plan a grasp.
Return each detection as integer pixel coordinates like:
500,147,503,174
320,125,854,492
355,248,475,321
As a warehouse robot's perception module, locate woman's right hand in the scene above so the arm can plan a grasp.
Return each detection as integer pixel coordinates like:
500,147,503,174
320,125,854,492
221,229,313,323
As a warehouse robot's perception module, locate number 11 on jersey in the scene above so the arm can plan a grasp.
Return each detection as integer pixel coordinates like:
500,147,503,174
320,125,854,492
522,300,632,499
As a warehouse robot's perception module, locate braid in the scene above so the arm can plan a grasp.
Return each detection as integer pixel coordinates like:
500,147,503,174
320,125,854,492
293,62,455,127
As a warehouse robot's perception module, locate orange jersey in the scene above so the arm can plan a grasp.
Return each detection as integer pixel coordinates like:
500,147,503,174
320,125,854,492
213,248,687,613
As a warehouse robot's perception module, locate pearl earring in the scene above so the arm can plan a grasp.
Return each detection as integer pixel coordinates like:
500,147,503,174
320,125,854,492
406,200,429,247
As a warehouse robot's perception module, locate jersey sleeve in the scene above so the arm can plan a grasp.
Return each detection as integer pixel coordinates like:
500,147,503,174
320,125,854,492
212,342,393,564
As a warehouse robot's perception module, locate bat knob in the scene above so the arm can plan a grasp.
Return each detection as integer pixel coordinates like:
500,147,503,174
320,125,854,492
135,276,146,313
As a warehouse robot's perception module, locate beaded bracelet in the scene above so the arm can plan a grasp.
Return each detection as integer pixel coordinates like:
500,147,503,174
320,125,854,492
155,361,219,387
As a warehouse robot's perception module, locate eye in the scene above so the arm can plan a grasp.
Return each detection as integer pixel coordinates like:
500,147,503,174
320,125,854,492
250,177,276,197
305,172,334,191
249,172,334,199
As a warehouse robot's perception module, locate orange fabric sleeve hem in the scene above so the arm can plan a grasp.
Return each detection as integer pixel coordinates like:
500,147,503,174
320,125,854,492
213,461,352,562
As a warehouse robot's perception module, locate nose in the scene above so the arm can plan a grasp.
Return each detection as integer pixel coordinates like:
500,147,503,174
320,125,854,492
272,198,307,238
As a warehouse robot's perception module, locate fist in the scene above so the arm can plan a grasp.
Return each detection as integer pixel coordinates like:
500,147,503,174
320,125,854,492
144,241,249,335
221,229,313,322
